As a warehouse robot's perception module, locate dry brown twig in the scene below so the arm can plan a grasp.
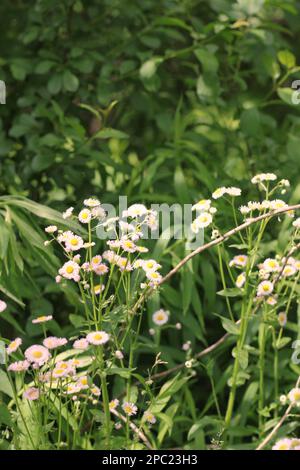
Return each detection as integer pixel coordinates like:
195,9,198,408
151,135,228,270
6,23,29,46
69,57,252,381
149,241,300,382
110,408,152,449
256,376,300,450
131,204,300,316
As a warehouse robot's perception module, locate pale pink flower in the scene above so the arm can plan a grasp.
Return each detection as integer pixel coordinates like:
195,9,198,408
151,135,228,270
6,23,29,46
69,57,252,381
32,315,53,324
8,360,30,372
93,263,109,276
43,336,68,350
0,300,7,312
73,338,89,350
6,337,22,355
23,387,40,401
122,402,138,416
25,345,51,365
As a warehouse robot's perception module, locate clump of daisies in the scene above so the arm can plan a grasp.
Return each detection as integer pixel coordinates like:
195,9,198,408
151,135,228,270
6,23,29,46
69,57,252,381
45,199,163,292
239,174,294,218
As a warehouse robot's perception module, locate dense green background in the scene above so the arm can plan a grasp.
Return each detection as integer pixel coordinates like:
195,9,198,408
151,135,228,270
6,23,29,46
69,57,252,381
1,0,300,448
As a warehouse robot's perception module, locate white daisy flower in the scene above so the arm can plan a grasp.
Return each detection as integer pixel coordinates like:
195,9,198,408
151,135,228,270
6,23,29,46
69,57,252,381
235,272,246,288
142,259,161,273
288,388,300,406
251,173,277,184
62,207,74,219
65,234,84,252
86,331,110,346
192,199,211,211
45,225,57,233
122,204,148,218
262,258,280,273
78,208,92,224
84,198,101,207
59,260,80,280
212,187,226,199
25,345,51,366
278,312,287,327
282,265,297,277
122,402,138,416
6,337,22,355
272,438,292,451
257,280,274,297
229,254,248,268
143,411,156,424
152,309,169,326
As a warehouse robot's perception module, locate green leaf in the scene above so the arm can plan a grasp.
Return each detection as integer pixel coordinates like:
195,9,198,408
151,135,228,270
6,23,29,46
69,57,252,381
92,128,129,140
0,404,13,427
220,317,240,335
63,70,79,92
0,370,14,398
217,287,243,298
47,73,63,94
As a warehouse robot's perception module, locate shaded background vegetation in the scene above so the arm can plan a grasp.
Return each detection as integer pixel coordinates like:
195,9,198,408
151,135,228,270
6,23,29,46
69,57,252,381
1,0,300,448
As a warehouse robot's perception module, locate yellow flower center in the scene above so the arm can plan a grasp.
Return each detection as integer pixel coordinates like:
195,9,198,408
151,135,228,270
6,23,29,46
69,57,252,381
32,351,43,359
70,238,79,246
66,266,74,274
93,333,103,341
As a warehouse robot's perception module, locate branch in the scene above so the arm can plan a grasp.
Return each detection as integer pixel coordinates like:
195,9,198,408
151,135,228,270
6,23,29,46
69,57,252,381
149,240,300,383
131,204,300,316
256,376,300,450
161,204,300,285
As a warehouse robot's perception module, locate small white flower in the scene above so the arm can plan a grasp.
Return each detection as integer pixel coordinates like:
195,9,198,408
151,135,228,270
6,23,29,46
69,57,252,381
292,217,300,229
279,394,287,405
0,300,7,312
229,254,248,268
62,207,74,219
288,388,300,406
262,258,280,273
59,260,80,281
278,312,287,327
235,272,246,288
251,173,277,184
6,337,22,355
84,198,101,207
192,199,211,211
65,234,84,252
122,204,148,218
115,350,124,360
272,438,292,451
122,402,138,416
226,187,241,197
78,209,92,224
212,187,226,199
45,225,57,233
257,280,274,297
86,331,110,346
143,411,156,424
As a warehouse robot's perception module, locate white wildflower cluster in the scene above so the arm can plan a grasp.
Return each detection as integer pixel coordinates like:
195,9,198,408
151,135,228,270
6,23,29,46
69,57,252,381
251,173,277,185
45,200,163,289
191,199,217,234
212,186,242,199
